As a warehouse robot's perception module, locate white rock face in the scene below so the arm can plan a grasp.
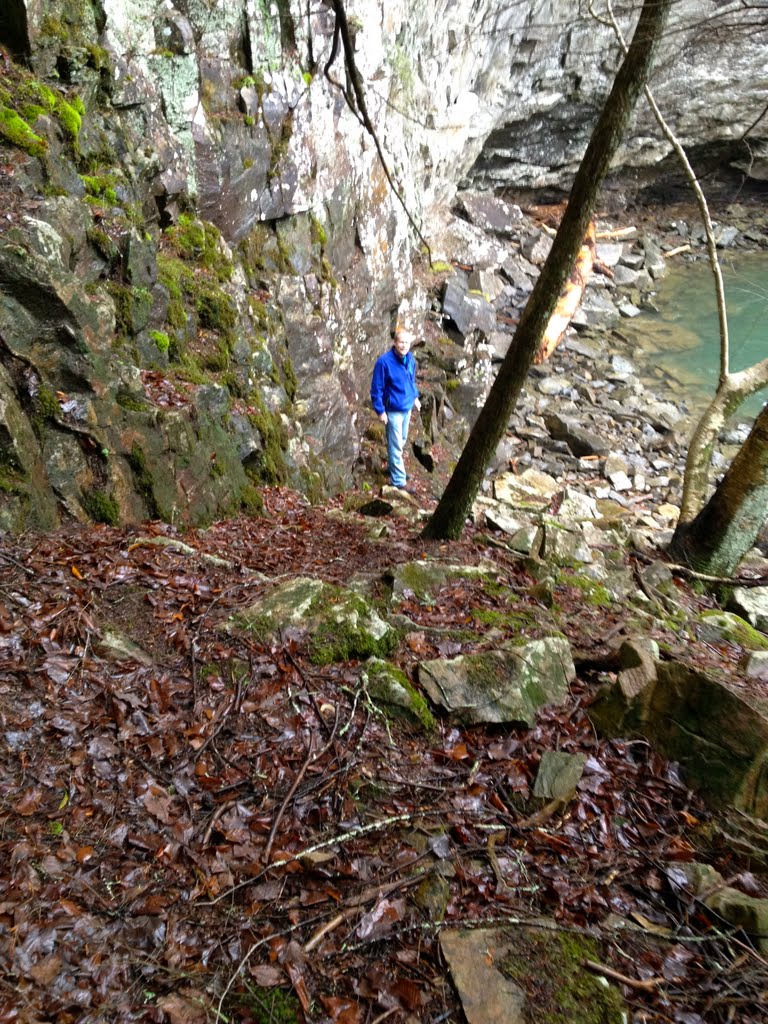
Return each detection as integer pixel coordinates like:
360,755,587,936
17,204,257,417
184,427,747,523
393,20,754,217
91,0,768,238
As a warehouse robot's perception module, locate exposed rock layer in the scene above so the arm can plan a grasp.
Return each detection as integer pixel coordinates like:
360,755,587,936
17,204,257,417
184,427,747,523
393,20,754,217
0,1,766,527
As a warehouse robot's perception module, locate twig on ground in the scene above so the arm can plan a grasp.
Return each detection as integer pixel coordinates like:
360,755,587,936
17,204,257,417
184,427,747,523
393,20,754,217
263,707,340,863
584,959,664,992
205,811,422,907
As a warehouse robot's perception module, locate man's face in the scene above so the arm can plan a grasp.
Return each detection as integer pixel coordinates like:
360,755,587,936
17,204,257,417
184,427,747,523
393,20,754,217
393,330,414,357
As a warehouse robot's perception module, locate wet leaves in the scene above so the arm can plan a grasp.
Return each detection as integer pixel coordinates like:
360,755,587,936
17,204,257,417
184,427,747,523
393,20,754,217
0,492,765,1022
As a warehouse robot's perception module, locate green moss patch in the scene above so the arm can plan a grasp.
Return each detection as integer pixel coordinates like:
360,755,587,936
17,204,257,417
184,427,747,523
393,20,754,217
499,928,625,1024
696,611,768,652
82,489,120,526
365,658,436,732
231,578,398,665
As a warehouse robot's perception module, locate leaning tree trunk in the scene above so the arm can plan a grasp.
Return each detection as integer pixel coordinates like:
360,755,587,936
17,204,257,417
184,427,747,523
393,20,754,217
421,0,672,540
669,403,768,577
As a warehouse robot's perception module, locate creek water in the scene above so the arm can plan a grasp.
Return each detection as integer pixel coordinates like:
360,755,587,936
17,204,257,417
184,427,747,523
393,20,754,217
620,252,768,419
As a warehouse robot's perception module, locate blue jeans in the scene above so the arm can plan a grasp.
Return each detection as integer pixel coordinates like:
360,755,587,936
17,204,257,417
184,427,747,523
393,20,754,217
386,409,411,487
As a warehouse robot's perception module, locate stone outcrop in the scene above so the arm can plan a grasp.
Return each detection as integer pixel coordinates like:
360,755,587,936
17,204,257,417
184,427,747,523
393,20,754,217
1,1,767,527
590,648,768,819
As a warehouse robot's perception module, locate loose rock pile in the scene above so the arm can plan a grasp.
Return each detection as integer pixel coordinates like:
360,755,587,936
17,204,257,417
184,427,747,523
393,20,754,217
415,189,765,548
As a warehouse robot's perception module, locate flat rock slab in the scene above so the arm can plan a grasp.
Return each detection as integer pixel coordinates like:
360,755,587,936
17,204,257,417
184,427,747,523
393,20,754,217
440,925,625,1024
418,637,575,726
440,929,526,1024
533,751,588,800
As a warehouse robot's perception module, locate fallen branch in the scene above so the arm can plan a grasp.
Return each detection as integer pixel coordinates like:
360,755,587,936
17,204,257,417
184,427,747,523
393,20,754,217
303,873,425,953
0,549,35,576
665,563,768,588
205,811,422,906
595,226,637,239
584,959,664,992
665,243,692,258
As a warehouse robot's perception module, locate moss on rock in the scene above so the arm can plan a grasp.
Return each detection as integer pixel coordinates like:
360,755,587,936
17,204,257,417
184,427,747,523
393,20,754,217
499,928,625,1024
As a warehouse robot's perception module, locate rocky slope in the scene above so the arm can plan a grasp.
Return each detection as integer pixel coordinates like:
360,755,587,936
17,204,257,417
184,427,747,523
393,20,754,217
0,0,767,530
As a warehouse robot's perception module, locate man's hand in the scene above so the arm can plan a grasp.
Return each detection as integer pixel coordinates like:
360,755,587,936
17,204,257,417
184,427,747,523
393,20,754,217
378,411,388,424
414,398,421,411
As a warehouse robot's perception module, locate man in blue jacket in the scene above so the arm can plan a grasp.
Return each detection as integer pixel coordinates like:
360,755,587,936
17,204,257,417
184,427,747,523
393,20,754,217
370,324,421,491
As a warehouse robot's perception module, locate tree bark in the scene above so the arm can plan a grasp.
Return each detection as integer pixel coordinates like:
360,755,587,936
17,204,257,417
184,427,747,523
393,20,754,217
421,0,672,540
677,358,768,524
669,403,768,577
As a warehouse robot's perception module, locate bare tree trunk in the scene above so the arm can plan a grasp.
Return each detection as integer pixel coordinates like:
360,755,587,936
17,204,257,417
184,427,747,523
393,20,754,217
669,403,768,577
421,0,672,540
678,359,768,524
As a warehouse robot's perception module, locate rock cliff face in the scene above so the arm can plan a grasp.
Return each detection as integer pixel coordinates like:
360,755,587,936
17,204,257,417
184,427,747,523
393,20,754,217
0,0,765,529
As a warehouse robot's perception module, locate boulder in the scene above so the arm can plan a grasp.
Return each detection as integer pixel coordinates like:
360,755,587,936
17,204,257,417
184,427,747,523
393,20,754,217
363,658,435,732
442,273,497,336
229,577,397,665
695,611,768,652
440,926,625,1024
728,587,768,633
672,863,768,954
456,191,524,236
590,657,768,818
544,414,611,457
418,637,575,726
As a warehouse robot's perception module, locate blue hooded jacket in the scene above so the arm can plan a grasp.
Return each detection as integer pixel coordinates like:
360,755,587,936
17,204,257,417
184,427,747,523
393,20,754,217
370,347,418,414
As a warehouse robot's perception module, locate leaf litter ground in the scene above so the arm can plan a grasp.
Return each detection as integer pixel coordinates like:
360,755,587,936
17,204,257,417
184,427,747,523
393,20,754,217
1,487,766,1023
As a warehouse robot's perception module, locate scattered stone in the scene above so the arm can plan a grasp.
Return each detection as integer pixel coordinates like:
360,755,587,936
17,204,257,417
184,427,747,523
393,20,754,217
741,651,768,682
440,929,527,1024
728,587,768,633
554,487,601,522
468,268,506,302
533,751,588,800
618,300,642,317
544,413,611,457
389,561,496,605
442,273,497,335
595,241,624,266
229,577,396,665
672,862,768,954
542,525,594,565
456,190,524,236
520,231,553,264
610,355,635,377
97,629,155,667
363,658,436,732
413,872,451,921
696,610,768,652
441,926,625,1024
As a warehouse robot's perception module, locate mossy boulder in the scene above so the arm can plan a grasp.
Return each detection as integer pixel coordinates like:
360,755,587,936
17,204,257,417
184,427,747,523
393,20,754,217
363,657,436,732
418,637,575,726
389,560,499,605
230,577,397,665
695,610,768,652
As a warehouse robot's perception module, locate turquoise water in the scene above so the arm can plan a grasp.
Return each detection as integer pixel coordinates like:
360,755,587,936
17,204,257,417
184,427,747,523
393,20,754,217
625,252,768,417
